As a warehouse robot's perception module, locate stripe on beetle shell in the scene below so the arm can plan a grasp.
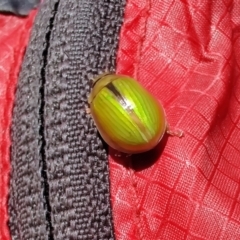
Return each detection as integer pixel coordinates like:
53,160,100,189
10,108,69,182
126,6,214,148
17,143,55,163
92,73,115,88
105,82,152,142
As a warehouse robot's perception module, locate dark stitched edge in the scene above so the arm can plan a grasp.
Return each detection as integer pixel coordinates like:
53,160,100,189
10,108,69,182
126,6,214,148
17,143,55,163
40,2,60,239
9,1,59,239
9,0,126,239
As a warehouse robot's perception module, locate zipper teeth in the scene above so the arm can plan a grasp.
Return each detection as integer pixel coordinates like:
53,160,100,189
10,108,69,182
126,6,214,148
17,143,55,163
40,2,60,240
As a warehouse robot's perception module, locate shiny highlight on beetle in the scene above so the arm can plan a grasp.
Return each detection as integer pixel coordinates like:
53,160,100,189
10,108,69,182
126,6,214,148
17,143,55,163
88,74,167,154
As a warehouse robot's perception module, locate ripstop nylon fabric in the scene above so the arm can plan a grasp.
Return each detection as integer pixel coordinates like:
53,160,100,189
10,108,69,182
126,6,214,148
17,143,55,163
110,0,240,239
0,11,36,240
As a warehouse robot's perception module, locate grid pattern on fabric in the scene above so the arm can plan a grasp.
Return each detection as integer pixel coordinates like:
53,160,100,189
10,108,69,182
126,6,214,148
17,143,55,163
110,0,240,240
110,1,240,240
9,0,125,239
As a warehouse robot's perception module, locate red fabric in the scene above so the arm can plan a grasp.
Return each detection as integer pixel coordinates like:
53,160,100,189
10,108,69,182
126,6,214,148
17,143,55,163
0,12,37,240
111,0,240,239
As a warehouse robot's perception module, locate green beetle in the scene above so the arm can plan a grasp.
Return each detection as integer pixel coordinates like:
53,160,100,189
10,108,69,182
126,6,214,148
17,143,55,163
88,73,167,154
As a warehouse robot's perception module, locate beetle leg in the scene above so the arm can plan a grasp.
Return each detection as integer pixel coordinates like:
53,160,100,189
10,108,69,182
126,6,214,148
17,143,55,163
114,151,132,158
85,106,91,115
166,124,184,138
114,151,122,157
